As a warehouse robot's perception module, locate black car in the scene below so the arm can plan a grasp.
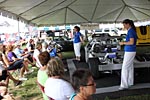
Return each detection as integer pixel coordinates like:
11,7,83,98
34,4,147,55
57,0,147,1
53,36,73,51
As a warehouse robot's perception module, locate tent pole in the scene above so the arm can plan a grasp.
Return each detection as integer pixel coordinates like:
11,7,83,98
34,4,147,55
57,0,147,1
17,17,20,38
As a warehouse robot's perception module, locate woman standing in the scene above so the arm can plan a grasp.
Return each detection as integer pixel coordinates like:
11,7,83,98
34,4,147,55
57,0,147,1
73,26,84,61
119,19,137,90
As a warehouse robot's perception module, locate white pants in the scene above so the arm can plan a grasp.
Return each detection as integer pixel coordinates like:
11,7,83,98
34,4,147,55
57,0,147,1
120,52,136,88
73,42,81,57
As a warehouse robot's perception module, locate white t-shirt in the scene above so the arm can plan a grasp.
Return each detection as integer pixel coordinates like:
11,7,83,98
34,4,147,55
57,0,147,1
0,61,5,70
44,78,74,100
33,49,42,68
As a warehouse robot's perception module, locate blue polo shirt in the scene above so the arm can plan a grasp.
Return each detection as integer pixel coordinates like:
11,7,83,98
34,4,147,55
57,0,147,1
124,28,137,52
73,32,81,43
49,48,57,57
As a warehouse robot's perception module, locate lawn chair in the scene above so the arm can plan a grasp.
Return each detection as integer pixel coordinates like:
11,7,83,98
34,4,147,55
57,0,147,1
8,69,20,78
36,80,54,100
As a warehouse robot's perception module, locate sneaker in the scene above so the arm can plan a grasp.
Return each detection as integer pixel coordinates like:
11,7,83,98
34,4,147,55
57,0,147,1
19,77,28,81
64,68,68,72
24,69,34,75
14,81,22,86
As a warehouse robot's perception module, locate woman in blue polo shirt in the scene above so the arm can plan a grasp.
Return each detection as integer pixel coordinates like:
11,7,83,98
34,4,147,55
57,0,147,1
73,26,83,61
119,19,137,90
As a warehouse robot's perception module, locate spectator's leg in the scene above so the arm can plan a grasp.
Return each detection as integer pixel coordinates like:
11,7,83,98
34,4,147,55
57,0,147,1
0,86,7,96
24,58,35,66
20,66,25,78
23,61,29,72
7,72,21,84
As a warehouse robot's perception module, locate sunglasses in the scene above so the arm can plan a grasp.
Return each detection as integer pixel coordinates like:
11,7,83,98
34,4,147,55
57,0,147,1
83,83,95,87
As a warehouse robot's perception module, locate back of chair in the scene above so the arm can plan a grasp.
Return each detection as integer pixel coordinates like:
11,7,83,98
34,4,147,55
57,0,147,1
36,80,54,100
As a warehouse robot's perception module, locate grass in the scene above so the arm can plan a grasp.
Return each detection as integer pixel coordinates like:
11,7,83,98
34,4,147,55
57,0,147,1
7,44,150,100
9,66,43,100
62,51,75,59
8,51,75,100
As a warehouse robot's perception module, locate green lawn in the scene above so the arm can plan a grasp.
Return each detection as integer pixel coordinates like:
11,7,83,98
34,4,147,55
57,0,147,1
8,51,75,100
8,45,150,100
9,66,43,100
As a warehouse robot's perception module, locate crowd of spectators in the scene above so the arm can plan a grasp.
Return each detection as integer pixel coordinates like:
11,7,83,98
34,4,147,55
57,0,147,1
0,37,96,100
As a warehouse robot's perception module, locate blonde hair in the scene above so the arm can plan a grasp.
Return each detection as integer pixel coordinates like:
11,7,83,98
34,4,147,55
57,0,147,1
6,45,14,52
35,42,42,49
47,57,64,77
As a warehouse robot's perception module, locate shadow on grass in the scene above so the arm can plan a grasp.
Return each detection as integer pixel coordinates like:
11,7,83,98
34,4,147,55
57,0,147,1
8,67,43,100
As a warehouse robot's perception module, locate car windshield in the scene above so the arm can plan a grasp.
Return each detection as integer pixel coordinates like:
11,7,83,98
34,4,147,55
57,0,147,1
95,29,102,32
53,36,71,41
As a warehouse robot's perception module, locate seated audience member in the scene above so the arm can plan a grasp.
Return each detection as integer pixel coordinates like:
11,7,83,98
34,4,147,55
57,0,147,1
0,85,15,100
0,69,22,87
6,44,33,75
55,43,63,59
14,43,34,66
0,80,15,100
69,69,96,100
42,41,48,52
44,58,74,100
0,53,22,86
47,42,57,57
33,42,42,68
37,51,50,100
26,39,35,55
0,44,28,80
47,42,62,58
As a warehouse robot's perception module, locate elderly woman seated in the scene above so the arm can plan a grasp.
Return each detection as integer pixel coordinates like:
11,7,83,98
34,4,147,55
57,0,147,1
44,57,74,100
0,44,31,80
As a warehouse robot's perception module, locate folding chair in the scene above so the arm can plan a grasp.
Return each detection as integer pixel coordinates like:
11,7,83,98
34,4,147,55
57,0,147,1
8,69,20,78
36,80,54,100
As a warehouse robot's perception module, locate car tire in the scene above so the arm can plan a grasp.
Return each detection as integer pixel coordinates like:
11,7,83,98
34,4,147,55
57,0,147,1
88,58,100,78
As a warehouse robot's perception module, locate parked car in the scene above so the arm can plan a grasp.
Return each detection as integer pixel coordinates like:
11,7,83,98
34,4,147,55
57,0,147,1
84,34,124,78
53,36,73,51
94,28,127,36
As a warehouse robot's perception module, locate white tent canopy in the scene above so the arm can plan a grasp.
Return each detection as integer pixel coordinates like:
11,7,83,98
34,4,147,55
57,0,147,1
0,0,150,26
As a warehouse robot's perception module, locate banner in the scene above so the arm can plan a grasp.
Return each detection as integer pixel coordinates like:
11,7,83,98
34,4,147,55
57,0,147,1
80,23,99,30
